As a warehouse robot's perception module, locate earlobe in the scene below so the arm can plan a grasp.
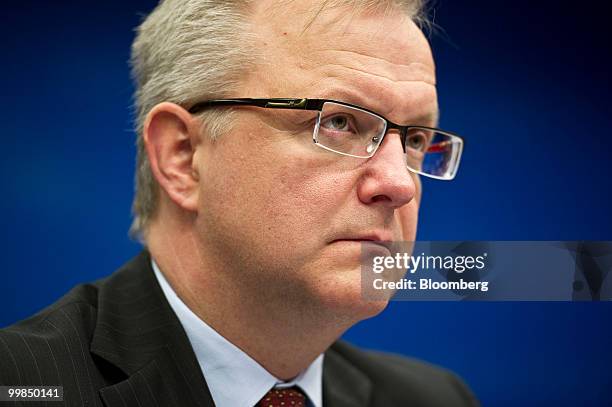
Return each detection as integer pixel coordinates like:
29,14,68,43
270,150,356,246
143,102,201,213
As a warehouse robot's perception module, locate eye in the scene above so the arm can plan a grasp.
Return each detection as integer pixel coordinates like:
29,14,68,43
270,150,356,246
321,114,352,132
406,132,427,151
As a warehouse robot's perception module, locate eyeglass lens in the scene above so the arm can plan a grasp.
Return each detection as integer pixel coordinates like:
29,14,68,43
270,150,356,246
314,102,461,179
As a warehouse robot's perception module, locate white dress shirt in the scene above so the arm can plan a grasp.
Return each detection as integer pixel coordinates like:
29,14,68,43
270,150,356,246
152,260,324,407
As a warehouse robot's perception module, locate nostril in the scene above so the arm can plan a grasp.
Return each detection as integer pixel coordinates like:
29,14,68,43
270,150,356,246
371,195,390,203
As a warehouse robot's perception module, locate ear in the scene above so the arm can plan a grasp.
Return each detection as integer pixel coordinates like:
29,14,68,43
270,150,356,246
143,102,202,213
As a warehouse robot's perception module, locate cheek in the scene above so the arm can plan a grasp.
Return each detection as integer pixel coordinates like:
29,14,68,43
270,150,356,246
199,139,352,259
263,159,352,243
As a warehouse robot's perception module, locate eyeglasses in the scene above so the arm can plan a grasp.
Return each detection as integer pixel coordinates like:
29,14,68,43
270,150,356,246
188,98,464,180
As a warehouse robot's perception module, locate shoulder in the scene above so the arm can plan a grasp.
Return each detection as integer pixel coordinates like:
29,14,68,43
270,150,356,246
328,340,479,406
0,282,101,385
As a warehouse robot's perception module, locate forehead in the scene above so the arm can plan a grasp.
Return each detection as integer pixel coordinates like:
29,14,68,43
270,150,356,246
246,0,437,124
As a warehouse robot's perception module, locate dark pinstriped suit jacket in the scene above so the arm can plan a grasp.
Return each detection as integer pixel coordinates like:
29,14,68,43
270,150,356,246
0,251,478,406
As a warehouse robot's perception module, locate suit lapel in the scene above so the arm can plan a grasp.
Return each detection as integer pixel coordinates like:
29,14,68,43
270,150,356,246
323,344,372,407
90,251,215,407
98,345,214,407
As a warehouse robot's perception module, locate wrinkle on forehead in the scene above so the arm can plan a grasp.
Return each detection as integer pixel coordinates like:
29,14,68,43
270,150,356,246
311,49,435,85
248,1,437,123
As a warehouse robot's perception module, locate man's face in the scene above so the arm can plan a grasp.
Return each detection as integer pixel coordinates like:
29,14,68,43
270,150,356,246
193,1,437,319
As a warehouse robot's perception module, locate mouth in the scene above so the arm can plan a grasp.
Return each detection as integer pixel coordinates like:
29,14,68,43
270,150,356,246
330,235,394,251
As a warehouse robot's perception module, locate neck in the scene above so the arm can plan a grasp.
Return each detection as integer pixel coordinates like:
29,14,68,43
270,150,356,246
146,217,356,379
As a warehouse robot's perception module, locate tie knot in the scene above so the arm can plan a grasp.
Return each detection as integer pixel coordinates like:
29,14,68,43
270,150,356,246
258,386,306,407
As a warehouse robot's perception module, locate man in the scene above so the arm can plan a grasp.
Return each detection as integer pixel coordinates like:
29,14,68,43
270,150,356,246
0,0,476,406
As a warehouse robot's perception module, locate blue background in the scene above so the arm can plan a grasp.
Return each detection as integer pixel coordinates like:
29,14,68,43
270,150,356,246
2,1,611,405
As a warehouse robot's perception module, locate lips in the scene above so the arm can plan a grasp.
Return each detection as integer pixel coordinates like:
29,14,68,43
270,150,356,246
334,232,393,242
330,233,394,251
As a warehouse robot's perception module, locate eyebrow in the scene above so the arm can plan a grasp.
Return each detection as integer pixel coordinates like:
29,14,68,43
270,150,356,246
316,88,440,128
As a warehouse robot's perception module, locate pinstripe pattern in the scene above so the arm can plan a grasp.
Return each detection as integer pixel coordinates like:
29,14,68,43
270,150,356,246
0,252,214,407
0,251,478,407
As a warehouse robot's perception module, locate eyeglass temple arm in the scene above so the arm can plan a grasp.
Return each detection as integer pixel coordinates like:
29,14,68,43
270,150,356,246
188,98,325,114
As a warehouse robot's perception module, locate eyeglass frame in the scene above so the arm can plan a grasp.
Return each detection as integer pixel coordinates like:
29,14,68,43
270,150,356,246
188,98,464,180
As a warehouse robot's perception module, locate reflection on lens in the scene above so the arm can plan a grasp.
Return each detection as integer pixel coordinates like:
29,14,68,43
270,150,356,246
316,102,385,158
404,129,462,180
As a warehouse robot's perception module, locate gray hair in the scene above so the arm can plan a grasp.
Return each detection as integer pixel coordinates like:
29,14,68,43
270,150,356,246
129,0,428,240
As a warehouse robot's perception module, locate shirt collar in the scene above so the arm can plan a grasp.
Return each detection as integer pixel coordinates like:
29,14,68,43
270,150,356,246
152,260,323,407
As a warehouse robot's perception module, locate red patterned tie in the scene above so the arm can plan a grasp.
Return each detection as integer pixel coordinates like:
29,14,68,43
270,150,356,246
258,386,307,407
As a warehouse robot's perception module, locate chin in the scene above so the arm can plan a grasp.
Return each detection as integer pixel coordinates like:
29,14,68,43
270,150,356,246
353,297,390,321
309,268,391,323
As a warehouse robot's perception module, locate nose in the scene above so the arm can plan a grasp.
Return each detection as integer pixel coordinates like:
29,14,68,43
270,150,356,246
356,131,417,208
